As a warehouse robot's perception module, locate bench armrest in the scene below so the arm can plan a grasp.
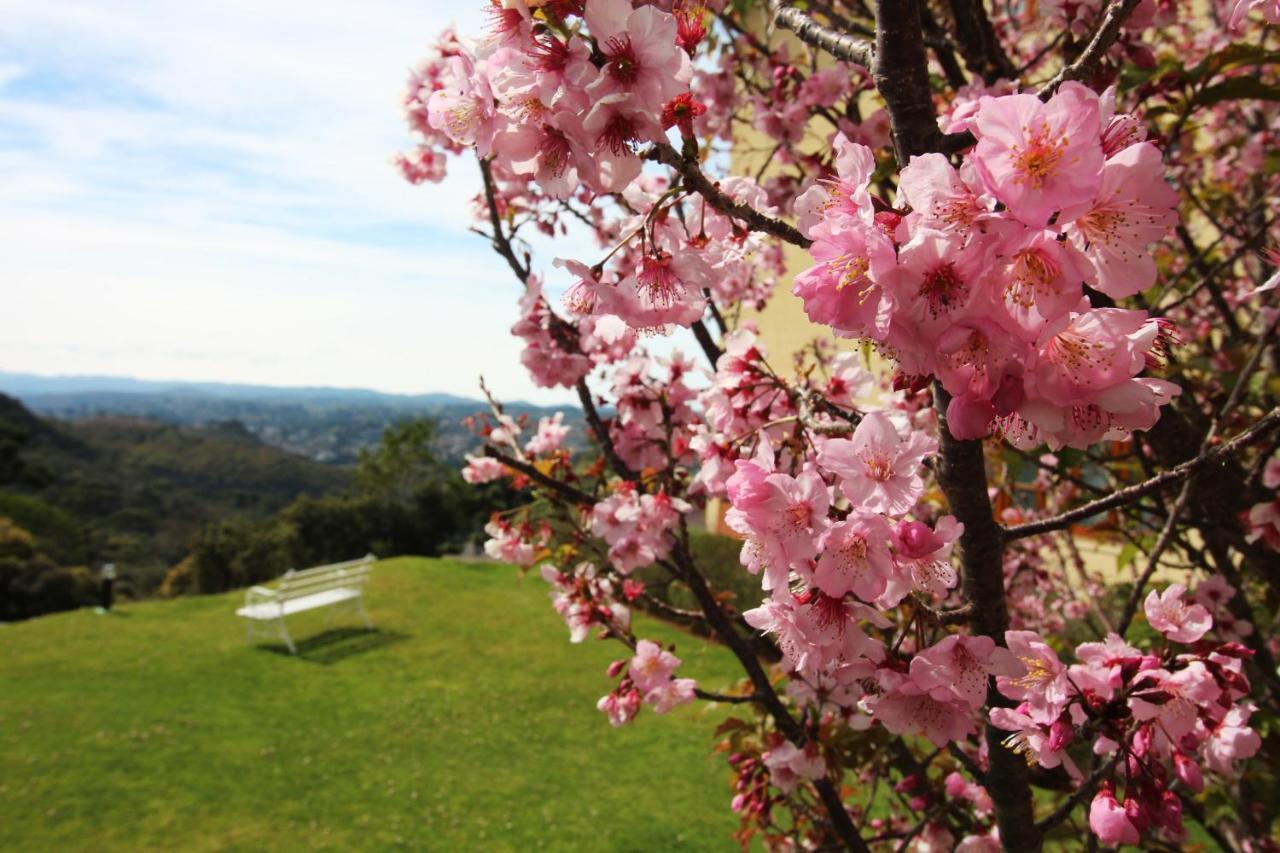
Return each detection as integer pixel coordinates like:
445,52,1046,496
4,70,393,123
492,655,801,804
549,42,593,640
245,585,278,605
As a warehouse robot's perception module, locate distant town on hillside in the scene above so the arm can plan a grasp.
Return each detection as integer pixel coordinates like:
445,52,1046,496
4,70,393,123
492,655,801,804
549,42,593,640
0,371,583,465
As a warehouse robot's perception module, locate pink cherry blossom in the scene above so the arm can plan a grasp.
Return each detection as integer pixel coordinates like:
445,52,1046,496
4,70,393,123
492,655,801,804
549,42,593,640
581,94,657,191
818,412,936,515
763,741,827,794
644,677,697,713
887,516,962,603
794,134,876,237
1128,661,1222,740
1202,704,1262,774
971,83,1104,227
392,146,448,184
585,0,691,114
608,248,711,330
462,454,506,484
726,445,830,593
629,639,681,693
996,630,1071,723
1144,584,1213,643
910,634,1017,710
872,676,976,747
427,53,499,155
491,108,597,198
993,226,1093,341
1245,498,1280,550
810,510,894,601
1230,0,1280,30
989,707,1082,779
792,217,897,340
1060,141,1179,298
483,518,535,566
525,413,571,455
897,153,993,241
597,684,642,726
889,228,985,339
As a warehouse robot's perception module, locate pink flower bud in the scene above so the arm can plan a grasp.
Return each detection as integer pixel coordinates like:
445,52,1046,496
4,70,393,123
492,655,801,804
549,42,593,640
1090,787,1140,846
1048,718,1074,752
1173,751,1203,793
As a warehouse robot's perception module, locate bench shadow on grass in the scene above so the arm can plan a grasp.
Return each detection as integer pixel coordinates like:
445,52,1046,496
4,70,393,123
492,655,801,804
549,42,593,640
255,627,409,665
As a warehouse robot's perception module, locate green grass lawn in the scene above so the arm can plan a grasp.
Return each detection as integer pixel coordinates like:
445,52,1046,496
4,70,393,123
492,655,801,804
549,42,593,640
0,558,746,851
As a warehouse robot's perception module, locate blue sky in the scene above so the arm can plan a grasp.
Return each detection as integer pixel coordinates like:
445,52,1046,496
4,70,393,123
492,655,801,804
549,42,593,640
0,0,595,404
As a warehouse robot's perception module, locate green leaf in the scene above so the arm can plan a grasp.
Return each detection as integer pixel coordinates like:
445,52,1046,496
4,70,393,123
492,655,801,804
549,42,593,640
1188,43,1280,82
1193,77,1280,108
1116,541,1139,572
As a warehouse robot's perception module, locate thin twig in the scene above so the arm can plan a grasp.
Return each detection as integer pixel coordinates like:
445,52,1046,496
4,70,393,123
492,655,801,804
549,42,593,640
1116,314,1280,633
947,742,987,786
639,591,705,621
647,142,812,248
576,379,636,481
1115,480,1195,634
482,445,595,505
478,157,529,283
1034,755,1119,833
1003,408,1280,540
912,597,975,625
694,688,763,704
1038,0,1142,97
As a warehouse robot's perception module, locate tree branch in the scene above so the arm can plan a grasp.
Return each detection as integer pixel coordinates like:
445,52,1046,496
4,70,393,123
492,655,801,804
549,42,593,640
935,388,1042,852
482,445,595,505
1004,407,1280,540
870,0,1036,835
478,157,530,283
1034,755,1119,833
873,0,943,163
769,0,877,68
691,319,724,365
576,379,637,482
668,524,871,852
1038,0,1142,97
637,591,712,627
945,0,1017,84
693,687,763,704
647,142,812,248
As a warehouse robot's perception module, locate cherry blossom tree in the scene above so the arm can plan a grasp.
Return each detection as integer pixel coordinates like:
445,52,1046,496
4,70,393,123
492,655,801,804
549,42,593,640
397,0,1280,848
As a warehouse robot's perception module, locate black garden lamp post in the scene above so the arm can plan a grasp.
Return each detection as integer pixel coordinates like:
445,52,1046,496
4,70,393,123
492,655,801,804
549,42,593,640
100,563,117,612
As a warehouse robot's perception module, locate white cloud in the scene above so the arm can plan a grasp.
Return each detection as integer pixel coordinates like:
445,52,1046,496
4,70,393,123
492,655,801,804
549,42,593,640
0,0,593,404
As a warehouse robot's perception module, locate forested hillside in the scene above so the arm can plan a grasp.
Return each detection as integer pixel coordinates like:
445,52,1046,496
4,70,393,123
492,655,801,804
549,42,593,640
0,394,349,601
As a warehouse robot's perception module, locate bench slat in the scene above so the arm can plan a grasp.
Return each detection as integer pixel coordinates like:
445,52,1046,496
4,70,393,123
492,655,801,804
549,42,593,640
280,555,374,580
277,571,371,597
236,587,363,619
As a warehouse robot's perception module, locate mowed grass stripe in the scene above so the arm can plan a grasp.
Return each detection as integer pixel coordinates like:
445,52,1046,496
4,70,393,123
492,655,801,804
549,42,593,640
0,558,744,851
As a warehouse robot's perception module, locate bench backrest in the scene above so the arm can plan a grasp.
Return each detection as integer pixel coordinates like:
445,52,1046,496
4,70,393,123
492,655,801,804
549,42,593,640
276,554,375,601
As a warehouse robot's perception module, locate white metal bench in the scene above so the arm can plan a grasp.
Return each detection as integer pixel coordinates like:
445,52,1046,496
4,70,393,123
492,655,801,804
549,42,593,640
236,554,375,654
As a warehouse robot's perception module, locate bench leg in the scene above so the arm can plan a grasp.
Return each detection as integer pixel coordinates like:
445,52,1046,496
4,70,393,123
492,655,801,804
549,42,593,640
356,596,373,630
277,616,297,655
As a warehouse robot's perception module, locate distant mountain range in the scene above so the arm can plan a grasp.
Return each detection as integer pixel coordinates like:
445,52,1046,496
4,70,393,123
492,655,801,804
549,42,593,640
0,372,582,465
